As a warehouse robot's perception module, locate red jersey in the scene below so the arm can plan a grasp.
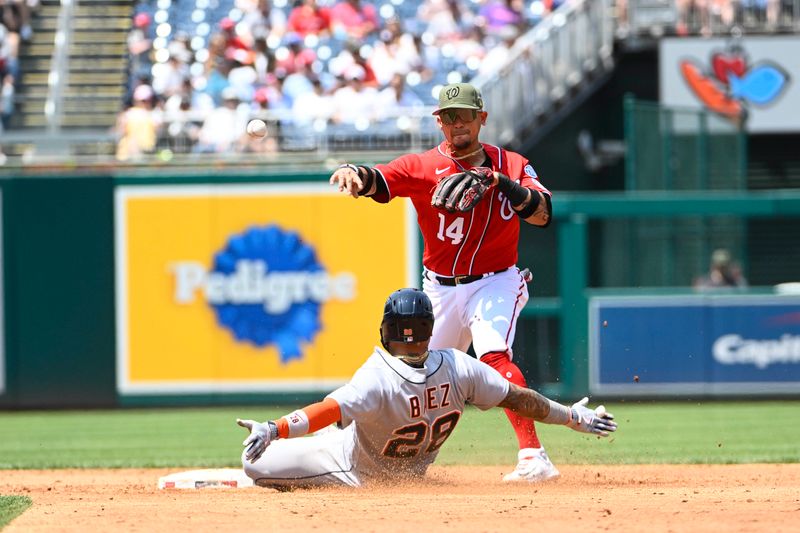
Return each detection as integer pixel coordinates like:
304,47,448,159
375,142,551,276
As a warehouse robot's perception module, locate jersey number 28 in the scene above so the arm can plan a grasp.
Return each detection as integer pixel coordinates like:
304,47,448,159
382,411,461,458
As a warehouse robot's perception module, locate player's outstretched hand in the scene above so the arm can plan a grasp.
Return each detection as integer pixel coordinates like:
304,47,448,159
236,418,275,463
565,397,617,437
330,164,363,198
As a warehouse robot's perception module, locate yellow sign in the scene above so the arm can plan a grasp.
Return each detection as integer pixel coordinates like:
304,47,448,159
115,184,417,394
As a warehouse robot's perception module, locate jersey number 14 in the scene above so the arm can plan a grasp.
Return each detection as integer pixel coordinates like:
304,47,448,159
437,214,465,245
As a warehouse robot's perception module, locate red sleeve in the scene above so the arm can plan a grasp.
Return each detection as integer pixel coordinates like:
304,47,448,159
514,156,551,198
374,153,424,200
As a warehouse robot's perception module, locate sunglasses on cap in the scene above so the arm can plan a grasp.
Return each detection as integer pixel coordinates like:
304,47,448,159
439,108,479,125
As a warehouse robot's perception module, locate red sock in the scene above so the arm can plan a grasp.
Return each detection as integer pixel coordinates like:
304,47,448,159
481,351,541,450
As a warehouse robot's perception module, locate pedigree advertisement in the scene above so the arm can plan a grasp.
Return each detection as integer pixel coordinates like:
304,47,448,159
115,184,417,395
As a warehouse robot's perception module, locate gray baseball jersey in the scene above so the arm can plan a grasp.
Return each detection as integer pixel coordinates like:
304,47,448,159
242,346,509,488
328,346,510,480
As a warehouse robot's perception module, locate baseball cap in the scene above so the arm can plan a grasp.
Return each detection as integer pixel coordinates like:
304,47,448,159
132,84,154,102
221,87,240,101
711,248,732,267
433,83,483,115
133,12,151,28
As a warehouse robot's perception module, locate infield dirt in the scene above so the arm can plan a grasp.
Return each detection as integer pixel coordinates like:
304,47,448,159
2,465,799,532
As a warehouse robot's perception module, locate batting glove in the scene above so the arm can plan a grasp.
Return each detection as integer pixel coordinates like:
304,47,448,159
565,397,618,437
237,418,279,463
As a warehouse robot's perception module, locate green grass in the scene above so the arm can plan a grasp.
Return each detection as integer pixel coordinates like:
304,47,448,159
0,496,31,529
0,402,798,469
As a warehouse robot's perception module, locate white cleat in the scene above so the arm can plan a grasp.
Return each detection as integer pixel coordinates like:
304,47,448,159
502,447,560,483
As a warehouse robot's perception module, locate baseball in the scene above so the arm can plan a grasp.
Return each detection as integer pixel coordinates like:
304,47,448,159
246,119,268,139
596,405,606,417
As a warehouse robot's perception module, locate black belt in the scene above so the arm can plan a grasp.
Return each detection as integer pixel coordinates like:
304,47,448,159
430,268,508,286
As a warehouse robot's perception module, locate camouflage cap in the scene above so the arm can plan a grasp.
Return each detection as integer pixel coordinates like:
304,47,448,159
433,83,484,114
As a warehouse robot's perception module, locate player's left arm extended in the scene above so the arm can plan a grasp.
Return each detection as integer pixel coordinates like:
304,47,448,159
492,171,552,227
496,383,617,436
236,398,342,463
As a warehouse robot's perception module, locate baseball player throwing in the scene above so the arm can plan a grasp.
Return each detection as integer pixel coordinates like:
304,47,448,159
237,288,617,489
329,82,556,482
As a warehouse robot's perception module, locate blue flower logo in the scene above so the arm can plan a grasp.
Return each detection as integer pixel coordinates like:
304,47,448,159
207,225,351,363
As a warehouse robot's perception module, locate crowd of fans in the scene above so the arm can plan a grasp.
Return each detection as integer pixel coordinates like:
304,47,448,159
117,0,571,159
1,0,794,161
674,0,787,36
0,0,36,134
615,0,796,38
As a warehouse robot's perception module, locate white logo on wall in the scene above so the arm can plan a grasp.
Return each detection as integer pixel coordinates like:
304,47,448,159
172,260,356,314
713,334,800,369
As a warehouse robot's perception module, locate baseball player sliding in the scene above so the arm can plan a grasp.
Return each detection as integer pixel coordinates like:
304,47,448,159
237,289,616,488
328,82,557,482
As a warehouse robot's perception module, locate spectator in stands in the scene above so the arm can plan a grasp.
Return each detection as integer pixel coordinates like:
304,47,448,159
331,64,378,125
478,0,527,37
127,12,153,88
375,73,422,121
1,72,13,130
168,31,194,64
330,0,380,40
675,0,709,35
282,62,315,106
241,0,287,46
0,0,32,41
478,24,518,76
194,87,249,153
227,48,258,103
116,84,160,161
369,17,426,86
164,77,212,114
151,49,190,98
291,77,332,125
740,0,779,27
287,0,331,37
275,32,316,76
159,96,199,154
452,24,486,65
261,72,293,111
205,32,229,74
676,0,740,35
219,17,250,52
329,39,376,86
204,59,234,106
709,0,734,29
418,0,474,43
693,248,748,289
251,35,272,84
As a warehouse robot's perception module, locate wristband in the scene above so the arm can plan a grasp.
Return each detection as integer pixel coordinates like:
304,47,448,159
357,165,377,197
267,420,279,440
338,163,359,173
282,409,310,438
514,190,541,218
541,399,572,425
496,173,529,206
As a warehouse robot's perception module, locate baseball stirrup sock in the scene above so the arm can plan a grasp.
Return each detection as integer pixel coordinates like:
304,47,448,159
481,351,542,449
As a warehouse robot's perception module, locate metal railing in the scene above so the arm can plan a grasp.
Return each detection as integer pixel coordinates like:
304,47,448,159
623,0,800,40
471,0,615,148
45,0,74,132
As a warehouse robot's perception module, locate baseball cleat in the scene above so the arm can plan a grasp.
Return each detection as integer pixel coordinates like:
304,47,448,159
502,447,560,483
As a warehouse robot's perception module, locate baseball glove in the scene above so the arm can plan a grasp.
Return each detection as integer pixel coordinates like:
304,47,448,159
431,168,495,212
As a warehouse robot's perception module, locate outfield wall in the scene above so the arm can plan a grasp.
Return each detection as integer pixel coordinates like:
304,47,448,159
1,172,800,407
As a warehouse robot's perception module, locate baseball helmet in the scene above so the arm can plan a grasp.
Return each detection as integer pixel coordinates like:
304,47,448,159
380,288,434,351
